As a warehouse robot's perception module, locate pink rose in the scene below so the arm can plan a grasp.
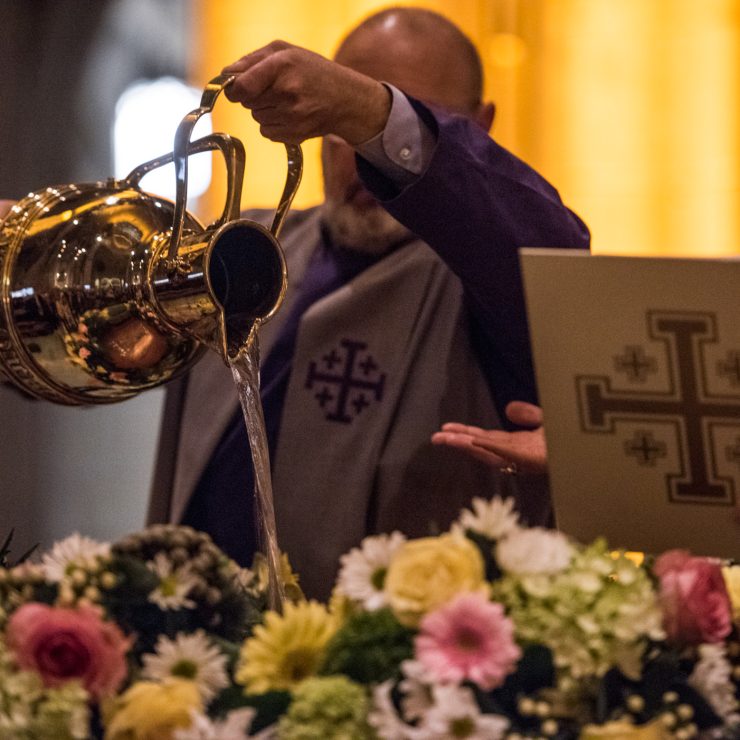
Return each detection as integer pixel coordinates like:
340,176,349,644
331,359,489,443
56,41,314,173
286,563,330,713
7,602,131,700
653,549,732,646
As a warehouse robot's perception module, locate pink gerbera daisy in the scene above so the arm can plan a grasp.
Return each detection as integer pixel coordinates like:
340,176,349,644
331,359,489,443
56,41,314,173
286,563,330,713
415,592,521,690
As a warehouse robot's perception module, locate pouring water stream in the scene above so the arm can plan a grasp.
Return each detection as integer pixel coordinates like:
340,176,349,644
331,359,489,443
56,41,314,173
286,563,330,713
228,337,285,612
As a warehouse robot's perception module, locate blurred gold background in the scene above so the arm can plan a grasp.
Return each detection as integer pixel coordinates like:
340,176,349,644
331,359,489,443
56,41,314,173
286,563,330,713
194,0,740,256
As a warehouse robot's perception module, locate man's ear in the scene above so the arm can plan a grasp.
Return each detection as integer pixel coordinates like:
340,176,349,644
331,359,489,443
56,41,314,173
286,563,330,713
474,101,496,133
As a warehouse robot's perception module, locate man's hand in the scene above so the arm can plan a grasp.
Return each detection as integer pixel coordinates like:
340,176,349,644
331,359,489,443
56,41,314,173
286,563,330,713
432,401,548,474
0,200,16,220
222,41,391,145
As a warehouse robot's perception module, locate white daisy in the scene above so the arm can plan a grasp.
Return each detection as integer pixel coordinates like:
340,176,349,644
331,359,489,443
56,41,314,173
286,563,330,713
455,496,520,540
368,680,414,740
41,533,110,582
413,683,508,739
496,527,574,575
398,659,434,722
142,630,229,702
688,644,740,722
233,565,257,592
174,707,275,739
147,552,198,610
336,531,406,610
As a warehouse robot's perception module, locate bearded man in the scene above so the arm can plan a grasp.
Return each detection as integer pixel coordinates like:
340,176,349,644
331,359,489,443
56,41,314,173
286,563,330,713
147,7,590,599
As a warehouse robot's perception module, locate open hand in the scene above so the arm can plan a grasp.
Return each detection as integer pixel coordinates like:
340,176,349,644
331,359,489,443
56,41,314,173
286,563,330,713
432,401,547,474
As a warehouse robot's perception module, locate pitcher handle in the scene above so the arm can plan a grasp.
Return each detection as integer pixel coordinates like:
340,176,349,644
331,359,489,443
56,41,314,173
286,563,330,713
271,144,303,239
169,74,303,261
123,133,245,229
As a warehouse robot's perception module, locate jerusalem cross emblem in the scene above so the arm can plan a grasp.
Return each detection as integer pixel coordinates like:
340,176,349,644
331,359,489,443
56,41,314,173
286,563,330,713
577,311,740,506
305,338,386,423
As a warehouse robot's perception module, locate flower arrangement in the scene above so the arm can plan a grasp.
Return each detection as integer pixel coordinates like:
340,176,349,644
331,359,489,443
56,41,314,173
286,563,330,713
0,500,738,739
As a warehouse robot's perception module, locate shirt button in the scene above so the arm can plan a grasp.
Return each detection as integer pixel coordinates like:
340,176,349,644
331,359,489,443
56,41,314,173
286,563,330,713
399,146,411,160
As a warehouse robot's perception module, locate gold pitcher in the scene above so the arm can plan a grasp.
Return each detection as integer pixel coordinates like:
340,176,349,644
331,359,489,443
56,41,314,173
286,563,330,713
0,75,302,405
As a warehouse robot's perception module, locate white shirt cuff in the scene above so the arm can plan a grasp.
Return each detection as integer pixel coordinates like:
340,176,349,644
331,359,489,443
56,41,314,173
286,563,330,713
354,84,436,186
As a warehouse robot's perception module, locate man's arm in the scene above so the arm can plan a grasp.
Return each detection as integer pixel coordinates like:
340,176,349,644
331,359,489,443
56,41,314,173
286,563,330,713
222,42,590,415
357,102,590,414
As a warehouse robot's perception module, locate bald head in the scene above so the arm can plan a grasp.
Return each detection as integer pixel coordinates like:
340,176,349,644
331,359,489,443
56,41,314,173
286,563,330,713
335,7,485,116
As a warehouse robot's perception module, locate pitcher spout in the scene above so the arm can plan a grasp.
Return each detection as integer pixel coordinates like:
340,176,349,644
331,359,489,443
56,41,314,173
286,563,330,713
150,219,287,361
209,220,287,360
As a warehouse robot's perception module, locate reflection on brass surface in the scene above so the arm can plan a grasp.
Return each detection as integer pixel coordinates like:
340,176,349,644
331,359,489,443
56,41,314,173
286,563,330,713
0,76,302,405
100,318,169,370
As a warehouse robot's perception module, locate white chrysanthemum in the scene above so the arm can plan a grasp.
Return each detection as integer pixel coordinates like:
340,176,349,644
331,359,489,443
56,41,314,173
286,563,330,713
41,533,111,582
370,663,508,740
412,683,508,739
368,680,415,740
233,565,257,592
147,552,198,610
336,531,406,610
174,707,270,739
142,630,229,702
688,644,740,722
455,496,520,540
496,527,574,575
399,660,434,722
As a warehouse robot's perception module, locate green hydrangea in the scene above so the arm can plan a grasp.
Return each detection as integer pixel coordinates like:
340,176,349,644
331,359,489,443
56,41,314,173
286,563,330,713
492,539,664,691
277,675,374,739
0,640,89,739
320,608,413,684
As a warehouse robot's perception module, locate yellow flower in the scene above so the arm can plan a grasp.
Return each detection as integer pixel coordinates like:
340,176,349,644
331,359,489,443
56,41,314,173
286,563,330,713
252,552,304,603
580,719,669,740
104,678,202,740
722,565,740,623
327,585,358,626
384,534,486,627
236,600,337,693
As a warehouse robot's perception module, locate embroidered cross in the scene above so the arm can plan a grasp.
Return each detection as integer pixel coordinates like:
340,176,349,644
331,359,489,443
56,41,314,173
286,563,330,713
726,436,740,470
577,311,740,505
305,338,385,423
623,430,667,466
717,351,740,387
613,345,657,383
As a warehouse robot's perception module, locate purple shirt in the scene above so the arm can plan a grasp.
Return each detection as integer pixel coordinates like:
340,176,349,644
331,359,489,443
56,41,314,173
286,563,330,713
358,96,590,418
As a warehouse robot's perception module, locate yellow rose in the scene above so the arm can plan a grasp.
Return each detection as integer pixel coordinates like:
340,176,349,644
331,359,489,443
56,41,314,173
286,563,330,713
385,534,486,627
722,565,740,623
104,678,202,740
580,720,668,740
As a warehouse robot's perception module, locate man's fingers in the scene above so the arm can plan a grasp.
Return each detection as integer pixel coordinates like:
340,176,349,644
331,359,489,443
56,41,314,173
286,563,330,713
472,430,548,474
457,446,508,468
431,431,507,466
224,55,284,105
439,422,488,436
222,40,292,74
222,52,272,101
505,401,543,428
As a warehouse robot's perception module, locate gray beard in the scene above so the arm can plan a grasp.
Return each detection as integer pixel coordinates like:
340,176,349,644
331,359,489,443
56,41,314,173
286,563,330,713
320,199,412,256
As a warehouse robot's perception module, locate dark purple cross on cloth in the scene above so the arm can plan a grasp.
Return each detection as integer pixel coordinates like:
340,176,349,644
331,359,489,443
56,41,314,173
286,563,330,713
182,234,379,567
